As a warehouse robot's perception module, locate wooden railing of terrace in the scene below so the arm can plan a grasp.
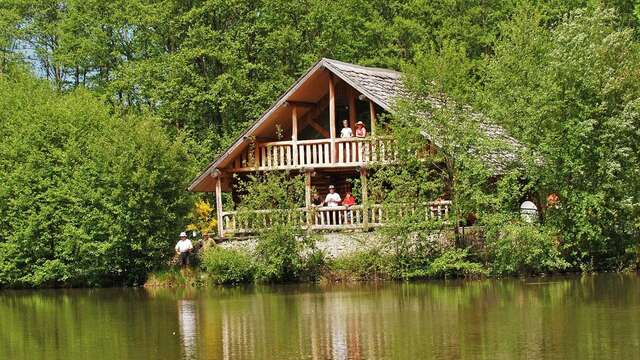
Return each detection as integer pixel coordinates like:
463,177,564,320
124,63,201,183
220,201,451,237
230,136,397,172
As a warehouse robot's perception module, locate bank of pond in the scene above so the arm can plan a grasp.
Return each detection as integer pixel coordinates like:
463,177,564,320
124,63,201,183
145,235,634,289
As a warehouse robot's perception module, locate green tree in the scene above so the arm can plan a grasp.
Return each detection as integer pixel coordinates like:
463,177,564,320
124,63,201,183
481,7,640,269
0,69,195,287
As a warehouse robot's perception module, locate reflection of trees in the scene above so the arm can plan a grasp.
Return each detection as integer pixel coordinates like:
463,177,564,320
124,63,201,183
2,275,639,359
0,289,183,359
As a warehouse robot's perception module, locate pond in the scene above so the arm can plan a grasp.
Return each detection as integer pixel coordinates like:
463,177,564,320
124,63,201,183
1,274,639,359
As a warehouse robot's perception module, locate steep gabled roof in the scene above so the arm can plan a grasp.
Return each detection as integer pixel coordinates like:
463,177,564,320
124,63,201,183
189,58,523,192
188,58,406,191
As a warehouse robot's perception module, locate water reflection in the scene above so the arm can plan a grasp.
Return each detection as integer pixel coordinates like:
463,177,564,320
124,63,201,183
178,299,197,359
1,274,639,360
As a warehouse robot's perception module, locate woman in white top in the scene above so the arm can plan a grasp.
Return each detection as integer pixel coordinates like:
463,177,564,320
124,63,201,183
340,119,353,138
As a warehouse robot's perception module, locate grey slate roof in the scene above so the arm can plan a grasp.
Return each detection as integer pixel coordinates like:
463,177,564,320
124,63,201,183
323,59,407,111
189,58,523,191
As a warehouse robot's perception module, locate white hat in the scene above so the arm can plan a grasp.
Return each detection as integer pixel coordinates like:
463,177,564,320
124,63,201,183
179,232,187,237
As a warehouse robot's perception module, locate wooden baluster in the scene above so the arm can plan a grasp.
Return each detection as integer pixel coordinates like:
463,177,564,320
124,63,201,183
345,142,350,163
300,145,305,166
318,144,324,164
306,145,311,164
324,143,329,163
351,142,357,163
286,146,292,167
280,146,285,167
331,210,336,226
338,142,344,163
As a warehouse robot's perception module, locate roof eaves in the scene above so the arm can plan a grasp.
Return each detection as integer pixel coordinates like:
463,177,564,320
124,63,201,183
187,59,327,191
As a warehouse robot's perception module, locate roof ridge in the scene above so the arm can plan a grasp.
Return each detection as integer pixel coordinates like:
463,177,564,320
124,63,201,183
321,58,402,77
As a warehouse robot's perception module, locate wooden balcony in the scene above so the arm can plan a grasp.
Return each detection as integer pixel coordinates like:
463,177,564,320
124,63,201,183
230,136,396,172
220,201,451,237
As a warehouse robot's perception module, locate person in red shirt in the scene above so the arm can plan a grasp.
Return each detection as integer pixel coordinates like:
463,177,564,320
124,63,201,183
342,191,357,224
342,191,356,207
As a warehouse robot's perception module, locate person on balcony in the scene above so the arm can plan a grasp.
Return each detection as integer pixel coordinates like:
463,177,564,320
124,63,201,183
323,185,341,206
342,191,356,223
340,119,353,138
323,185,341,225
342,191,356,207
355,121,367,138
312,192,323,206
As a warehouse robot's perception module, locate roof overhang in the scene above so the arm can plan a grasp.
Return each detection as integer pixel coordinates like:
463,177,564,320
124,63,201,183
188,58,400,192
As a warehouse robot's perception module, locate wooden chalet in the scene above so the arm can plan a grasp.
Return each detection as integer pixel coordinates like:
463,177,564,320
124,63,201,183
189,58,451,238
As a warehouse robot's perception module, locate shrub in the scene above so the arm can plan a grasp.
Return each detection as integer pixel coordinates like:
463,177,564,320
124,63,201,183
254,224,308,283
424,248,486,279
330,248,389,281
201,247,254,285
485,219,570,275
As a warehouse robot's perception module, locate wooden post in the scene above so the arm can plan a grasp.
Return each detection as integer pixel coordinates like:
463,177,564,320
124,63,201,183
329,74,336,162
369,100,376,136
348,89,357,130
360,166,369,231
292,106,299,166
304,168,313,230
215,173,224,238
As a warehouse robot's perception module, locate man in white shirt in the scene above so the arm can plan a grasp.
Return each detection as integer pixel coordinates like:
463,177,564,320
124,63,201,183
323,185,341,206
175,232,193,267
340,119,353,138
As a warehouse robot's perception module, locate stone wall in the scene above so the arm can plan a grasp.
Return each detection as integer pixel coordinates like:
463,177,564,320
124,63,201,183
219,232,385,258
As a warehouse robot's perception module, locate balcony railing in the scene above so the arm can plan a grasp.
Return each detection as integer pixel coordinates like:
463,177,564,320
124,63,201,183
231,136,397,171
220,201,451,237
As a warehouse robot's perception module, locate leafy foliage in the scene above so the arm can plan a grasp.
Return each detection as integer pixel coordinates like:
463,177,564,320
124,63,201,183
425,248,486,279
485,217,569,275
0,69,195,287
201,246,254,285
186,200,217,235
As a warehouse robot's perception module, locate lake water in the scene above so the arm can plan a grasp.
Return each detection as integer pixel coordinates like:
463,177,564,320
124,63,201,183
1,274,639,359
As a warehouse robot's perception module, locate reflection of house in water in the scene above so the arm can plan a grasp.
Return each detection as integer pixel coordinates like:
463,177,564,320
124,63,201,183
220,305,256,359
178,299,198,359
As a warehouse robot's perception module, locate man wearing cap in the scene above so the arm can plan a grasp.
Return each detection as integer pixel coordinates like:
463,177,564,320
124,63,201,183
323,185,341,207
175,232,193,267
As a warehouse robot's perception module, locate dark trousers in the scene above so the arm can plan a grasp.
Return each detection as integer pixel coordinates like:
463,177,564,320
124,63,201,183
179,252,190,266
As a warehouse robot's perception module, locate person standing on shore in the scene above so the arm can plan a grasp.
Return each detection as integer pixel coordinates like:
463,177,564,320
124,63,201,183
175,232,193,267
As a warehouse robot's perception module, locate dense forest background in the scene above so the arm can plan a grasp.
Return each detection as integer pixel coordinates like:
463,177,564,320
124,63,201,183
1,0,639,287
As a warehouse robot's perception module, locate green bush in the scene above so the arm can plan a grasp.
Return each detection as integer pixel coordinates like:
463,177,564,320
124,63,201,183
485,220,570,276
254,224,308,283
331,249,389,281
424,248,486,279
0,71,195,288
201,247,254,284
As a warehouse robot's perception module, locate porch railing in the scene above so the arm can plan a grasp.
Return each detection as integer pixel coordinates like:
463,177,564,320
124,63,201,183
221,201,451,237
232,136,396,171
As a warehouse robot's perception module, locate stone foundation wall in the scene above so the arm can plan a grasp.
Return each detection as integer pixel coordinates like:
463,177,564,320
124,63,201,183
218,231,454,258
219,232,383,258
